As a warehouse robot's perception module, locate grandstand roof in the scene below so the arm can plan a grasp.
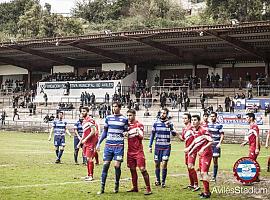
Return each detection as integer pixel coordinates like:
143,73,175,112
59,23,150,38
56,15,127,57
0,20,269,71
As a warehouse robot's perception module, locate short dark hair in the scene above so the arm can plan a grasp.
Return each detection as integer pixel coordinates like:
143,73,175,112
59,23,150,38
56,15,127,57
161,108,169,115
191,114,201,121
203,113,209,117
58,111,64,115
246,113,255,120
210,112,217,117
183,113,191,121
81,106,89,112
127,109,136,115
112,101,122,108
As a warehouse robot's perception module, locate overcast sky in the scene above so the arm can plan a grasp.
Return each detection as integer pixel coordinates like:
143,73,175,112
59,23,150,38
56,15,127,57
0,0,76,13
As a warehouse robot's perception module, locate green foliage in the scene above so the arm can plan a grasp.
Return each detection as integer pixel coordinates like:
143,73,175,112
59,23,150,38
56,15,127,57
0,0,84,41
206,0,270,23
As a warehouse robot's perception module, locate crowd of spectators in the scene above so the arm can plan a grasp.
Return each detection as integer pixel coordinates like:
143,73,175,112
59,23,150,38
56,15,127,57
1,79,26,93
41,70,130,82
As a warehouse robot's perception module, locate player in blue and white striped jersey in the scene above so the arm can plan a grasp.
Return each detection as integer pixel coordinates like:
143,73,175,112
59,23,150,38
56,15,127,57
48,111,71,163
208,112,224,182
149,108,176,188
73,115,86,165
96,102,128,194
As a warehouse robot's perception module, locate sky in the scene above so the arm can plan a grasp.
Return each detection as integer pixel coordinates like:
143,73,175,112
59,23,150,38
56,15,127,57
0,0,76,13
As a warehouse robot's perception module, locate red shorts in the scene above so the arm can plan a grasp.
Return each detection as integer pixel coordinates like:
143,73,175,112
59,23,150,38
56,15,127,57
249,150,259,161
83,145,95,159
199,154,212,172
127,152,146,169
187,152,197,165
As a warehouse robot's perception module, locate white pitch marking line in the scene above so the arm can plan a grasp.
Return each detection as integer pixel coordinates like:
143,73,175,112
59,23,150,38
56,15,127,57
0,173,187,190
0,164,15,167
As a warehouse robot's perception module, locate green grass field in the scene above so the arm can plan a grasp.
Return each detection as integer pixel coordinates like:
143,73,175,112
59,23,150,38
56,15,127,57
0,131,269,200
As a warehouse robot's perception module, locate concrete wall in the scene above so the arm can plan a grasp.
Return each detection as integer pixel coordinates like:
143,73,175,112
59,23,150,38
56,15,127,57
147,70,160,87
53,65,74,73
0,65,28,75
102,63,125,71
122,71,136,87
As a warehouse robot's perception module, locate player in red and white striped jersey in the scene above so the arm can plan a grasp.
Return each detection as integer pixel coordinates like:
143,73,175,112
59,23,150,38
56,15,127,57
185,115,213,199
77,107,98,181
179,113,199,191
241,113,260,161
126,109,152,195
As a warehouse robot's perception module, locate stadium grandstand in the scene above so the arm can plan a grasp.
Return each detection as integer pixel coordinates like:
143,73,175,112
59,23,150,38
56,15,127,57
0,20,269,139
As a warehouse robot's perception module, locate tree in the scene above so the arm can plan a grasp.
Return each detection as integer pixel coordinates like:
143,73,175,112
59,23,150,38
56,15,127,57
18,1,42,37
206,0,270,23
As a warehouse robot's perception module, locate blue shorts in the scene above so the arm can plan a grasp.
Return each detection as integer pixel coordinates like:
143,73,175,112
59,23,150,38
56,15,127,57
154,147,171,162
212,144,221,157
74,137,82,149
103,145,124,162
54,136,65,147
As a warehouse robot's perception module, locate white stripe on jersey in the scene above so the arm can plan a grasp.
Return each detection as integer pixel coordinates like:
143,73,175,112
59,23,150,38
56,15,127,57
108,120,126,126
108,128,125,133
107,134,124,141
155,127,171,132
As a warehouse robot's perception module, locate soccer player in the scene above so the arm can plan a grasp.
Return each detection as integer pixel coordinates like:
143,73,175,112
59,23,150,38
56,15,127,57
208,112,224,182
73,114,86,165
185,115,213,199
96,102,128,194
149,108,176,188
240,113,260,161
126,109,152,195
179,113,200,191
265,130,270,172
78,107,98,181
48,111,71,163
201,113,209,129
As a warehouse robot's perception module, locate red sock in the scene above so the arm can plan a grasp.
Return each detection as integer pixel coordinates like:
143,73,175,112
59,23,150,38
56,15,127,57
87,161,94,176
190,169,198,186
188,168,194,186
94,152,99,164
203,180,210,194
130,169,138,190
142,170,151,191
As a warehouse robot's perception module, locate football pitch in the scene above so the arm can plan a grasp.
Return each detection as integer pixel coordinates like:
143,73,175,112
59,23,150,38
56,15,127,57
0,131,269,200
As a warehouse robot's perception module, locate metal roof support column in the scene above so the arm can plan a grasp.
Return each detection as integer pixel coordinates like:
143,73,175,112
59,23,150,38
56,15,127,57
27,70,32,90
192,64,197,77
265,62,270,76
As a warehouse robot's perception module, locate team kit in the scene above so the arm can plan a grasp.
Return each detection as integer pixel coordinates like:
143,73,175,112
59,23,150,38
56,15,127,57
48,102,267,199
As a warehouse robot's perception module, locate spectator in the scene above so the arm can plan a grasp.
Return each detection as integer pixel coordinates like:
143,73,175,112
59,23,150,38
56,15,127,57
206,74,210,87
200,92,207,109
105,92,110,104
238,77,243,90
240,92,245,99
247,91,253,99
224,96,231,112
230,99,235,113
215,73,220,87
216,105,223,113
265,104,270,116
43,93,48,106
234,93,240,99
13,108,20,121
1,111,6,125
